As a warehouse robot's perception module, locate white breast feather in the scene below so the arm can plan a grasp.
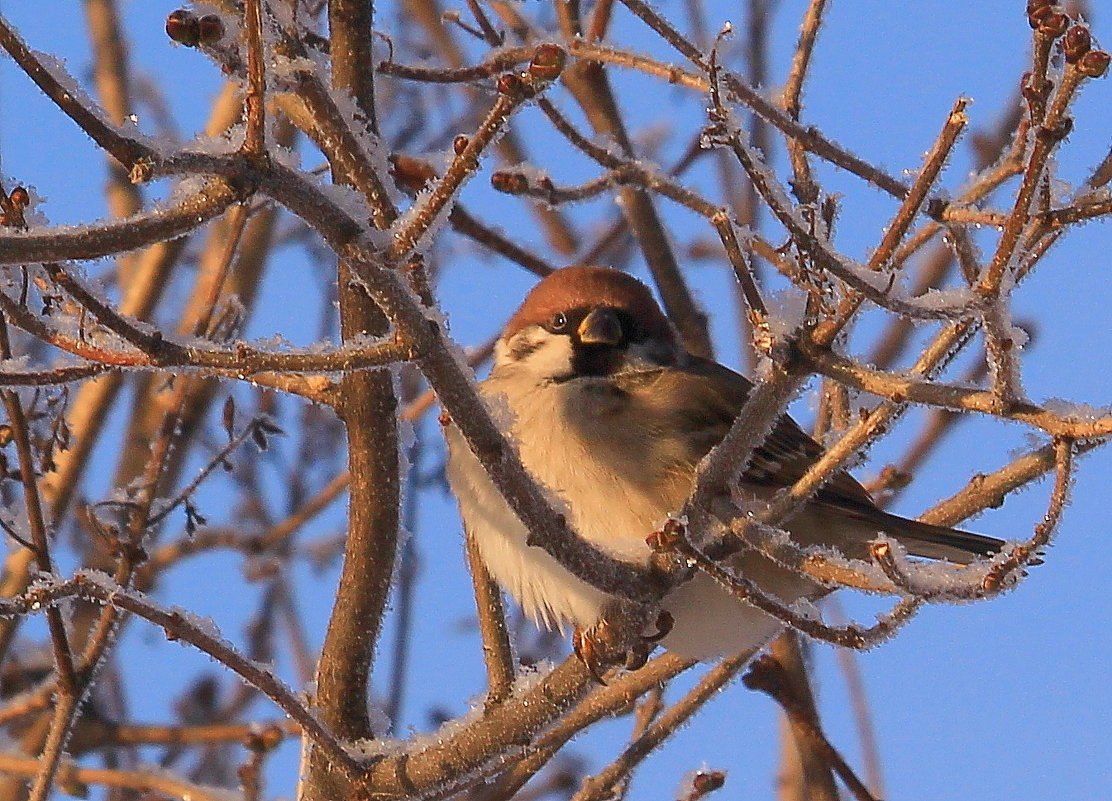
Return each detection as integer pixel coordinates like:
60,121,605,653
445,364,816,659
446,371,667,631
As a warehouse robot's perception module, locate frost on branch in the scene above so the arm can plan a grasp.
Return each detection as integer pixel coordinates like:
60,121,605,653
0,3,1106,801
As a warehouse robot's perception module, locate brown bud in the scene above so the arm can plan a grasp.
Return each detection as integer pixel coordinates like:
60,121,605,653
244,724,284,752
496,72,525,97
1027,4,1055,29
1078,50,1111,78
1063,25,1092,63
8,186,29,209
692,771,726,795
197,15,224,45
453,134,469,155
528,43,567,81
1038,12,1070,38
259,724,285,751
390,154,437,190
875,465,910,490
490,170,528,194
1029,9,1052,29
0,425,12,447
166,9,200,47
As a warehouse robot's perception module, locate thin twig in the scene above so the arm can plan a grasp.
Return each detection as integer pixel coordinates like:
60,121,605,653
571,652,750,801
241,0,267,156
466,529,516,707
744,656,879,801
0,180,242,264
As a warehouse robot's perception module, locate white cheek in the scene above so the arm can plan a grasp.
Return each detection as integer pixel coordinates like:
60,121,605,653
530,338,575,379
498,330,575,381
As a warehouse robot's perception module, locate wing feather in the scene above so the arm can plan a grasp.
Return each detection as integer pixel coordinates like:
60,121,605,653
615,357,1002,562
618,357,874,508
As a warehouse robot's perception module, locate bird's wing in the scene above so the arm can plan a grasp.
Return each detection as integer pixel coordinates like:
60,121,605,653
620,356,874,509
616,358,1002,561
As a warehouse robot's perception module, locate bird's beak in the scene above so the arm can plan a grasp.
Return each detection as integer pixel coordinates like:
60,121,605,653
577,307,623,346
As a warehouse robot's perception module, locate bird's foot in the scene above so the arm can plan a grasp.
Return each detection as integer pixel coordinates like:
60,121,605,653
623,610,674,670
572,621,621,684
643,610,674,643
573,611,674,682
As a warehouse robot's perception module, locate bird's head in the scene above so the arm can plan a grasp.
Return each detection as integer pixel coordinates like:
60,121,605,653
493,266,680,382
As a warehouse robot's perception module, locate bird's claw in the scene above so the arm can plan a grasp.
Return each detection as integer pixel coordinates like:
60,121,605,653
644,610,674,643
622,640,652,671
624,610,674,670
573,611,674,682
573,622,619,684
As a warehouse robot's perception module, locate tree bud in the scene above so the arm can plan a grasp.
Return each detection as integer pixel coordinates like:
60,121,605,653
166,10,201,47
1038,12,1070,38
1063,25,1092,63
8,186,29,208
496,72,525,97
528,44,567,81
490,171,528,194
197,15,225,45
1079,50,1110,78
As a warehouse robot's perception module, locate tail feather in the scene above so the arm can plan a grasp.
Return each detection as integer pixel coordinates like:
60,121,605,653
870,509,1003,564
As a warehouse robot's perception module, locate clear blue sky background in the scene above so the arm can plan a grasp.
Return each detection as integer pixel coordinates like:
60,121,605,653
1,2,1109,799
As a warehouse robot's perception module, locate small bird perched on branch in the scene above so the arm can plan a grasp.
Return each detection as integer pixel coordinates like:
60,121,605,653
446,266,1001,667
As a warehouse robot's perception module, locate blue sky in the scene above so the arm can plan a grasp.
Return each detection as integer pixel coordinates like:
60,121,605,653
1,2,1109,799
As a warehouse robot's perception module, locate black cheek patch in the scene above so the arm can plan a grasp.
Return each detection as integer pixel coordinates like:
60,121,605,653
509,337,543,361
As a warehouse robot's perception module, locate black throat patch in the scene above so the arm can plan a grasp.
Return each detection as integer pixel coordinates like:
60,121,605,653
570,343,624,377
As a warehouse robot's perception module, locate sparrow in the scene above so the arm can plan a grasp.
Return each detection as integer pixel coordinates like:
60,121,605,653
445,266,1002,662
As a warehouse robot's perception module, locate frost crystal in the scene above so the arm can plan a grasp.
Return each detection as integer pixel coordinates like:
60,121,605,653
1042,398,1112,420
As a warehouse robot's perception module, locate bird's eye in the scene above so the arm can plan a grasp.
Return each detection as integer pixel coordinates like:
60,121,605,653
549,312,568,332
